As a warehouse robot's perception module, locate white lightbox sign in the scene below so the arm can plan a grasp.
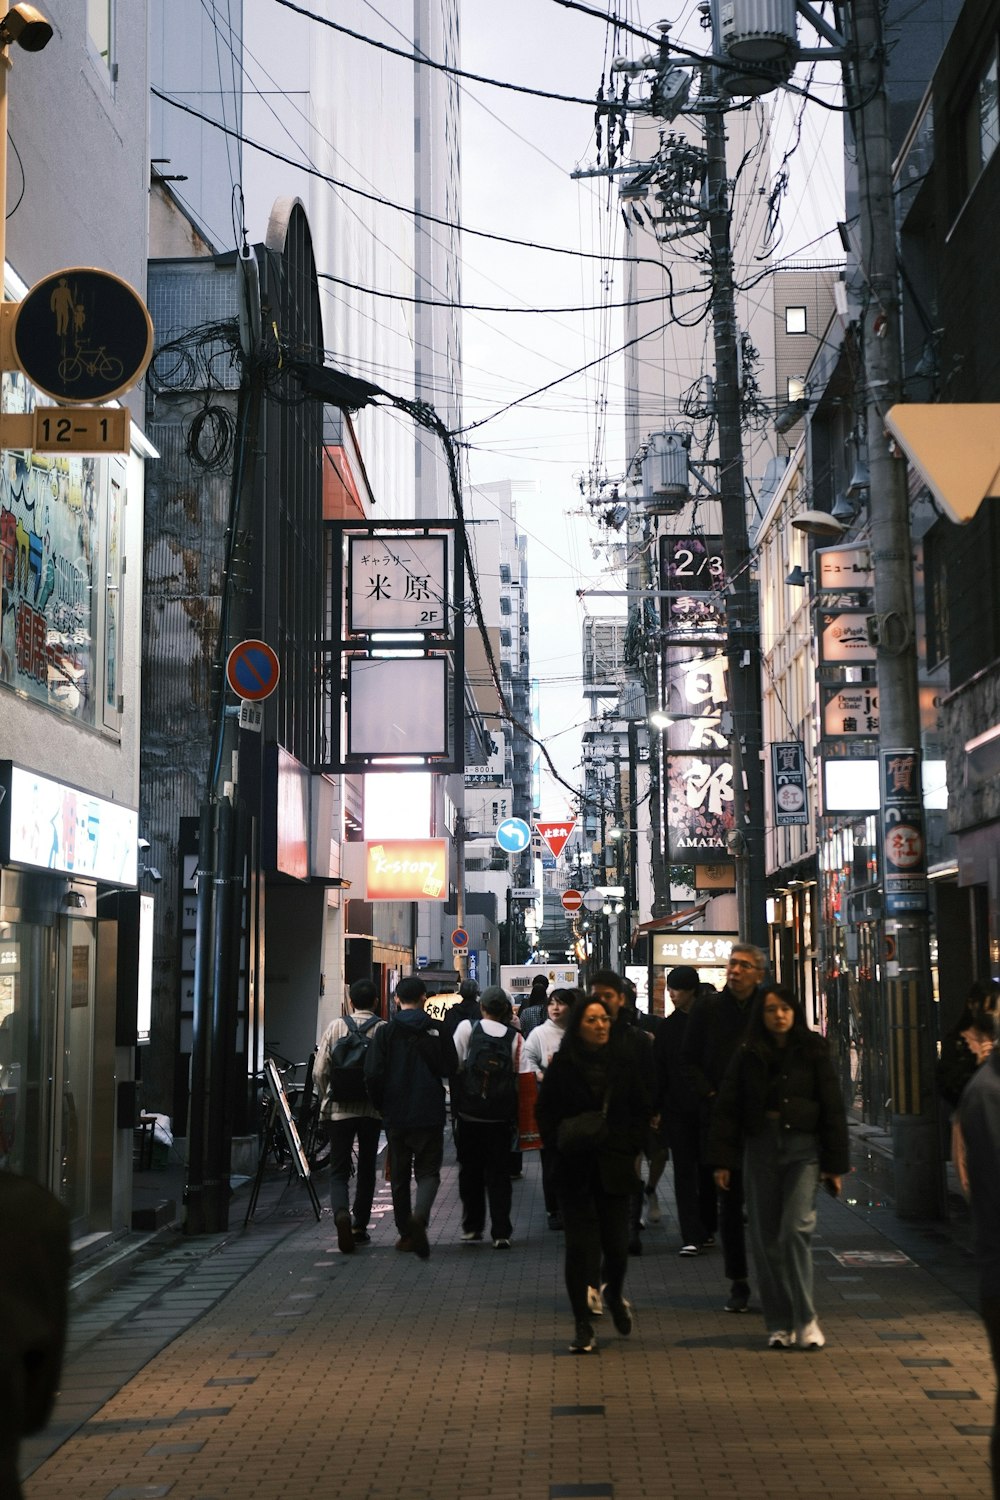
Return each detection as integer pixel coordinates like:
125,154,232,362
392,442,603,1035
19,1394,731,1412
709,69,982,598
821,758,947,814
348,535,448,632
348,657,448,756
8,765,138,883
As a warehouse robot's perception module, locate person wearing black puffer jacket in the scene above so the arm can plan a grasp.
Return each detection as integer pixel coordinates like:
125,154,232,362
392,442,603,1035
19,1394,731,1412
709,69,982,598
536,996,653,1354
708,984,850,1353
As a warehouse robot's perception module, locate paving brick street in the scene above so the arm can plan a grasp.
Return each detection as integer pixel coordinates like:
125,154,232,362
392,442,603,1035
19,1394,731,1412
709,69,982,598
18,1136,999,1500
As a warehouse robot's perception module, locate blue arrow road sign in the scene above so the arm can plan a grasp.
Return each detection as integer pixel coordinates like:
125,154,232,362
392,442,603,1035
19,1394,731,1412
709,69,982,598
496,817,531,853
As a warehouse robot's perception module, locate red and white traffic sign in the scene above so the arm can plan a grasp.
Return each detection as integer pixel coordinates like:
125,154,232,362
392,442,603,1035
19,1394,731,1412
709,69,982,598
561,889,584,913
536,820,576,859
226,639,281,702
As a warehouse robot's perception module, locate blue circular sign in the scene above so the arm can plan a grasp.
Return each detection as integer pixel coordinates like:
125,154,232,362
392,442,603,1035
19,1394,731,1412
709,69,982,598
496,817,531,854
451,927,469,948
226,639,281,702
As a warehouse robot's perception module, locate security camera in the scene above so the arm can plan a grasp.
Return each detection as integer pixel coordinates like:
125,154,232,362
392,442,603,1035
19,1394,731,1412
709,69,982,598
0,4,53,51
137,837,151,851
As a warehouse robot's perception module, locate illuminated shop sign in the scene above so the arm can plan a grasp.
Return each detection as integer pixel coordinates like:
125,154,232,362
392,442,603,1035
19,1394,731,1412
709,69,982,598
365,838,448,901
3,763,138,883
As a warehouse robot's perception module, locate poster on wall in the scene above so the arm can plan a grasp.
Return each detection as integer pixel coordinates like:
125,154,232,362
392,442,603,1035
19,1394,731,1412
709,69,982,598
880,748,928,914
0,371,100,721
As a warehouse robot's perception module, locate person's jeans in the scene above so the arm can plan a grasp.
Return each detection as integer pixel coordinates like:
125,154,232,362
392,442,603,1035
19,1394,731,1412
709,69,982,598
559,1174,631,1324
327,1116,382,1229
387,1126,444,1233
455,1117,513,1240
744,1121,820,1331
980,1294,1000,1498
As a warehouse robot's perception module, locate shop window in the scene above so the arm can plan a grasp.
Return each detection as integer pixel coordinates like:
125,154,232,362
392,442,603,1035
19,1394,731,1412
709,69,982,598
962,44,1000,197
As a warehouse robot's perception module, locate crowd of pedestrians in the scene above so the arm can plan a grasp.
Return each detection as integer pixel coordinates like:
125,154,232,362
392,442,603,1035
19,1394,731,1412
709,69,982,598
311,949,860,1362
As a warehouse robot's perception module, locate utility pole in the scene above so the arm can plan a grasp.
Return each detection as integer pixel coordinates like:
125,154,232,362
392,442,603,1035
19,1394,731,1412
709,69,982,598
579,32,770,950
700,79,768,951
846,0,944,1218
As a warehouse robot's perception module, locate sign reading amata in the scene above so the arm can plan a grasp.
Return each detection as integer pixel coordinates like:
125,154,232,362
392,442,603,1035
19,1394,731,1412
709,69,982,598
365,839,448,901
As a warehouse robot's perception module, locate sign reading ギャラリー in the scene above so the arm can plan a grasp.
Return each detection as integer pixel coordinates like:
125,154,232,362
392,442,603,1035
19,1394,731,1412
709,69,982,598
12,266,154,405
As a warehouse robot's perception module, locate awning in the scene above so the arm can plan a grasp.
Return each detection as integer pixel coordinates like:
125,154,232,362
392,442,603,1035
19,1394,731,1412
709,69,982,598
633,899,710,937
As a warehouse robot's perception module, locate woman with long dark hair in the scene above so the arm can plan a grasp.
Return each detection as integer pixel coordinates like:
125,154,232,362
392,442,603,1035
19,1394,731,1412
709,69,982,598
535,995,652,1353
708,984,849,1351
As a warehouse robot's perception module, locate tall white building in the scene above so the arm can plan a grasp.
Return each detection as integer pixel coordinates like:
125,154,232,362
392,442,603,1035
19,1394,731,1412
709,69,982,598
0,5,153,1239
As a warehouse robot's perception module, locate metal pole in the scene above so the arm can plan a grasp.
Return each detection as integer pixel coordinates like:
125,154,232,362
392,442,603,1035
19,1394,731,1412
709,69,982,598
702,84,769,950
848,0,945,1217
454,811,466,981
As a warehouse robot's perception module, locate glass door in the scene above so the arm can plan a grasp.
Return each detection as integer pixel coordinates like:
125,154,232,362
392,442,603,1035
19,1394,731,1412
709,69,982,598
55,917,96,1233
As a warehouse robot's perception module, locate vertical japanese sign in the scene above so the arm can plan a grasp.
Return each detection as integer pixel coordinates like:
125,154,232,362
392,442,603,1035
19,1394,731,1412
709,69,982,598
771,742,809,826
879,748,928,914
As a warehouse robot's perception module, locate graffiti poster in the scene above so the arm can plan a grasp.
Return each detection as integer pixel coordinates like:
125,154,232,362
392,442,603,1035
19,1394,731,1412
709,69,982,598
0,373,98,722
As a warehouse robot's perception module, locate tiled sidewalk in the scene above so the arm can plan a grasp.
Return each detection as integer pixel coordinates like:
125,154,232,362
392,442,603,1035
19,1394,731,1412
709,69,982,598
21,1144,999,1500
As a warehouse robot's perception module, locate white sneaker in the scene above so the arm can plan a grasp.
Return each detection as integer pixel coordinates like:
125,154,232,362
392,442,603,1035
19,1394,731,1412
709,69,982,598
587,1285,604,1317
767,1329,795,1349
797,1319,825,1349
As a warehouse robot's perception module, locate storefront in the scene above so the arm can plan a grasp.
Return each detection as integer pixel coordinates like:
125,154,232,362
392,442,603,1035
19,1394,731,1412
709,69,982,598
0,763,140,1242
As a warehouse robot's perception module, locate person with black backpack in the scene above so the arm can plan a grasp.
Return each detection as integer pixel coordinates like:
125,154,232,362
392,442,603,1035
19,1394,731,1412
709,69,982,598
451,986,523,1249
314,977,386,1255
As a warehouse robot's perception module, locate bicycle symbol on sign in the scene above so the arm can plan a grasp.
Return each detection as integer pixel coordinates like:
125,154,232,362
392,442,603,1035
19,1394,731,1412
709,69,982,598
57,346,124,386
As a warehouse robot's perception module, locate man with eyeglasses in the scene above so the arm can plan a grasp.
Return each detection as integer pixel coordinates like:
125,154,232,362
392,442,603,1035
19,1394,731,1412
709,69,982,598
682,943,767,1313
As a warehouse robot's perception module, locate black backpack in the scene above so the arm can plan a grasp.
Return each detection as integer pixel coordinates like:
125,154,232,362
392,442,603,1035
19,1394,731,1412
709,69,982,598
328,1015,381,1103
455,1021,517,1121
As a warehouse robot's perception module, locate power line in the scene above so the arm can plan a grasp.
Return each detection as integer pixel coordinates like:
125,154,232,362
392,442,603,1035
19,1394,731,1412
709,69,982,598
150,86,671,270
274,0,606,107
317,269,706,316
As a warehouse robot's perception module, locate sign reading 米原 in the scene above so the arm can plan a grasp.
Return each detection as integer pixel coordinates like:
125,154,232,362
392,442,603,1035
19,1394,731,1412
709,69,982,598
348,535,448,633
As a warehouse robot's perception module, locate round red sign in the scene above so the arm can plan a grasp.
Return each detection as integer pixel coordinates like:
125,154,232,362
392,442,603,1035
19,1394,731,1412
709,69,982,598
561,889,584,913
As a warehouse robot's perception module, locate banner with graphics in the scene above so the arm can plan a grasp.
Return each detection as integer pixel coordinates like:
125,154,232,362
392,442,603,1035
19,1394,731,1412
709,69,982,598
0,373,101,722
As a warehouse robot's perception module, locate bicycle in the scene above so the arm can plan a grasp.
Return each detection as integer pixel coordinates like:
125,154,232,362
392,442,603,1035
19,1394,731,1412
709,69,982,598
257,1048,330,1172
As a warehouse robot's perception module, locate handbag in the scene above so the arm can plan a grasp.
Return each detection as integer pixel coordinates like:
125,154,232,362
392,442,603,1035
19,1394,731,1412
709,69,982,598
556,1091,610,1154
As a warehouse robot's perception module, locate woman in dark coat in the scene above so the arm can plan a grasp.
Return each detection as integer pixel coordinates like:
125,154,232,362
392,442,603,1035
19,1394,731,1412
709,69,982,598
535,995,652,1353
708,984,850,1352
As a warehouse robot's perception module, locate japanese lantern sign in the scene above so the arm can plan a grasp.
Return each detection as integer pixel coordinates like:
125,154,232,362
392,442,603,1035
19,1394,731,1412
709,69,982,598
535,820,576,860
